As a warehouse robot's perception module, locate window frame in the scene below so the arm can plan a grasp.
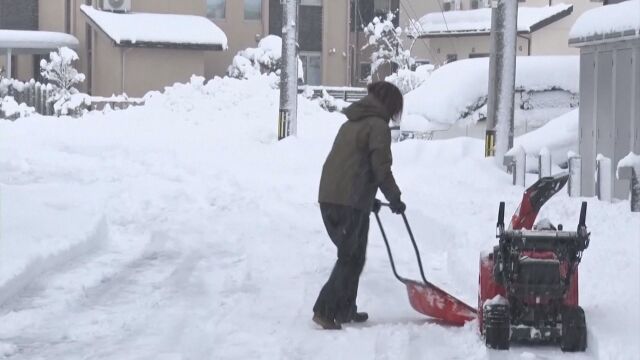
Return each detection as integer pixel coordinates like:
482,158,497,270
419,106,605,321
206,0,226,20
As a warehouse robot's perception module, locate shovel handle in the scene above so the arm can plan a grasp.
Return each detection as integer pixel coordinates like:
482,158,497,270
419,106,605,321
373,201,429,285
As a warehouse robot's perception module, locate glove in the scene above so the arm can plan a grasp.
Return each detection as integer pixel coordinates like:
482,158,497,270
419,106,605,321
389,199,406,214
372,199,382,213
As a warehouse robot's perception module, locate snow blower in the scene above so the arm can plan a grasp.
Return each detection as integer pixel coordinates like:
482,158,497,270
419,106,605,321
478,173,591,352
373,203,477,326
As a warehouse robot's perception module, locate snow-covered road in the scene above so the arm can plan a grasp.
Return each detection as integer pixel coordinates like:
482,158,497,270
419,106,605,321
0,76,637,359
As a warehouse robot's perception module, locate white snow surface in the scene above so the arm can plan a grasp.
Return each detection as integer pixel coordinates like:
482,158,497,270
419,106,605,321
80,5,228,48
569,0,640,40
0,75,638,359
0,30,79,50
404,56,579,126
510,108,579,165
417,3,573,35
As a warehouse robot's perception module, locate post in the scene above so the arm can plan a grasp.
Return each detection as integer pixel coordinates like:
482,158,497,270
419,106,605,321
596,154,612,202
568,153,581,197
485,0,518,164
632,169,640,212
278,0,299,140
538,147,551,179
6,49,12,79
514,146,526,187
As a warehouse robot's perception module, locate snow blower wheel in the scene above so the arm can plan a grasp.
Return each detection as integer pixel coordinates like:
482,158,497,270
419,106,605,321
478,173,590,352
561,306,587,352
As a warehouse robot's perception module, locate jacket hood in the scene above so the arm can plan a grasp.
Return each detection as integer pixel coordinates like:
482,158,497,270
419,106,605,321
342,94,391,123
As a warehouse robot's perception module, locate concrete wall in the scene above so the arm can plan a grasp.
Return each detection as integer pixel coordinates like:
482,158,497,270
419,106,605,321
124,48,205,97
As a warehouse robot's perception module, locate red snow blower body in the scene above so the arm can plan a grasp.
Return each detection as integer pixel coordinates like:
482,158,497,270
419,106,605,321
478,173,590,352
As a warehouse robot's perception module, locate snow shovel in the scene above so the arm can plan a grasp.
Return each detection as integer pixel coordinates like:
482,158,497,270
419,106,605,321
373,202,477,326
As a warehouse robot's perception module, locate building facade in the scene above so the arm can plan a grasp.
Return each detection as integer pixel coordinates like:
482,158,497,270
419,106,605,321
403,0,605,67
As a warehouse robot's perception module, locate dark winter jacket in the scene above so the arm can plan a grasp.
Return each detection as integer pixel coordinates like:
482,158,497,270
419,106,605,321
318,94,402,211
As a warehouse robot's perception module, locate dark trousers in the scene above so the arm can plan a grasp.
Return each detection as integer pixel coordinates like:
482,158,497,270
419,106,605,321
313,203,370,320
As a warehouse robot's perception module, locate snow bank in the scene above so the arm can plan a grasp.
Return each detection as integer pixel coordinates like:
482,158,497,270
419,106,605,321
404,56,579,127
0,184,108,305
80,5,227,48
510,108,578,165
617,152,640,176
417,3,573,35
570,0,640,40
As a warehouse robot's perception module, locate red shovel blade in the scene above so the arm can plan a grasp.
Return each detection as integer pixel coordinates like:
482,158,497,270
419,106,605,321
405,280,477,326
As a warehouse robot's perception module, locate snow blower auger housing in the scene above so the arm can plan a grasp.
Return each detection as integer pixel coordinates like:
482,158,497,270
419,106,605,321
478,173,591,352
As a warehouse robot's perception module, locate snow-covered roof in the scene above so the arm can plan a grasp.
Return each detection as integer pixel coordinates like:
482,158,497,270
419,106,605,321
80,5,228,50
404,56,579,125
416,4,573,37
569,0,640,46
0,30,79,54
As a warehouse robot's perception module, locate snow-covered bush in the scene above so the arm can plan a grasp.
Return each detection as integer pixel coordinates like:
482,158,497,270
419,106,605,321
228,35,283,79
385,65,433,94
228,35,305,83
1,96,35,120
363,13,415,82
40,47,88,116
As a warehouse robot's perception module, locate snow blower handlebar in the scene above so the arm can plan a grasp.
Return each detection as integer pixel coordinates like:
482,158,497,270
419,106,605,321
373,202,429,285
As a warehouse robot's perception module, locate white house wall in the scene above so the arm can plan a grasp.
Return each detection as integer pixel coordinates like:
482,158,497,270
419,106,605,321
614,47,633,199
579,50,596,197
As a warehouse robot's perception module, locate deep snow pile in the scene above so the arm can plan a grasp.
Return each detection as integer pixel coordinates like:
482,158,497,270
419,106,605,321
0,75,638,359
404,56,579,127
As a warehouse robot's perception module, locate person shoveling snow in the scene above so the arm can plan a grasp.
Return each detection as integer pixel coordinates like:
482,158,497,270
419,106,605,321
313,81,406,330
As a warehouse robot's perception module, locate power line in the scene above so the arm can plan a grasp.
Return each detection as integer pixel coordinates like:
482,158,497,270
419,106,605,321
398,0,442,64
433,0,460,59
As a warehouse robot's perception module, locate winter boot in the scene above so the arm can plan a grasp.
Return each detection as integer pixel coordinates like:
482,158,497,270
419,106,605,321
312,313,342,330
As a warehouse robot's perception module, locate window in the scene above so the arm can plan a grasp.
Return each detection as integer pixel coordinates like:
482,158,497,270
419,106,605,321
443,2,452,11
300,52,322,85
446,54,458,63
207,0,226,19
301,0,321,5
471,0,479,9
245,0,262,20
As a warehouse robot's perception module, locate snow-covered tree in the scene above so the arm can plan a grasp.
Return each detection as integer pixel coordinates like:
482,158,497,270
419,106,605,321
40,47,85,93
363,13,415,82
40,47,89,116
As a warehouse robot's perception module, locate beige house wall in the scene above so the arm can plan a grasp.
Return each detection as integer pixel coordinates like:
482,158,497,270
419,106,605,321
131,0,204,15
123,48,205,97
427,36,530,62
322,0,349,86
207,1,265,78
92,30,122,97
39,0,66,32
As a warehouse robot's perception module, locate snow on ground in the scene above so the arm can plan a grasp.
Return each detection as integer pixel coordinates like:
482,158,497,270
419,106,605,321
0,75,638,359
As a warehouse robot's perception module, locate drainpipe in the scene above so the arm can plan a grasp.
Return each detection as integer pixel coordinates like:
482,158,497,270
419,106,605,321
517,34,532,56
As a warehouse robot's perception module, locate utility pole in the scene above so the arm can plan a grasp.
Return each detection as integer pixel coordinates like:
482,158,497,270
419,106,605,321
484,0,518,165
278,0,299,140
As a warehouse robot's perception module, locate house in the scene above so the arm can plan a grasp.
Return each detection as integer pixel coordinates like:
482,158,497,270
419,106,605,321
81,5,227,97
405,0,604,66
568,0,640,200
